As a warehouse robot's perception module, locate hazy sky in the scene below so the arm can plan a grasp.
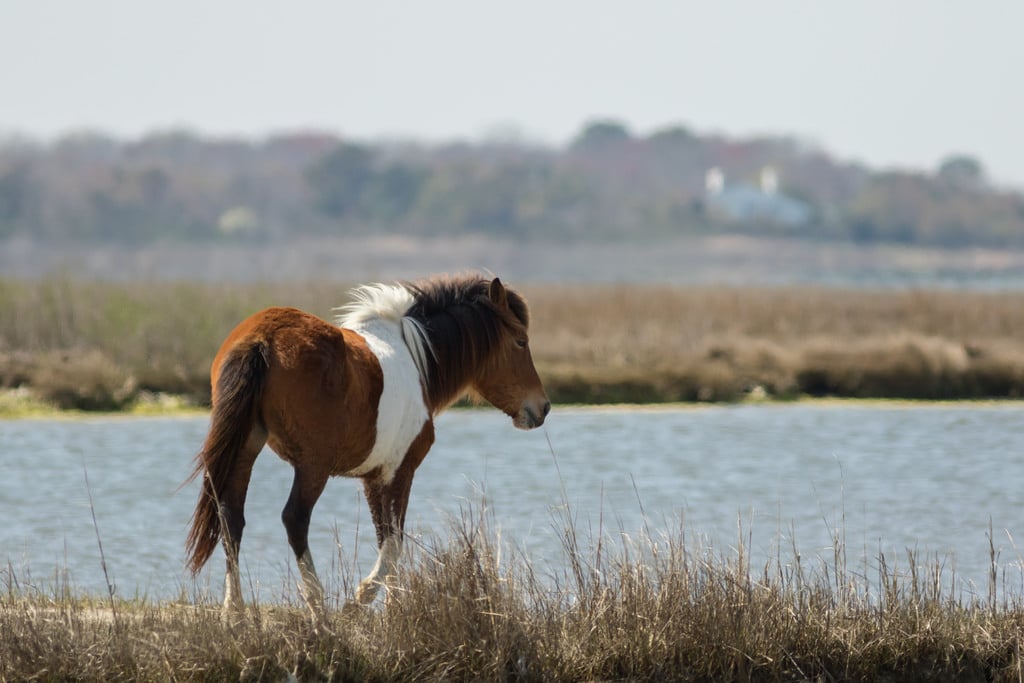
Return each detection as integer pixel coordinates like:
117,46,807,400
3,1,1023,186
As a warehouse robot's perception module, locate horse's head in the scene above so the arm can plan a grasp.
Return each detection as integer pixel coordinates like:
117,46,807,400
474,278,550,430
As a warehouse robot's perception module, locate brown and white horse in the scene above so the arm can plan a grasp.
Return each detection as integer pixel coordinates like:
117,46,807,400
185,274,549,615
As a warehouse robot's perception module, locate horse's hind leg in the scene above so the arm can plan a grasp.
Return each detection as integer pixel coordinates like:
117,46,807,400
220,428,266,616
281,466,329,614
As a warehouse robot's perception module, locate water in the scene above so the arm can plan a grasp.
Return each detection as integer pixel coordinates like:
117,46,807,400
2,403,1023,602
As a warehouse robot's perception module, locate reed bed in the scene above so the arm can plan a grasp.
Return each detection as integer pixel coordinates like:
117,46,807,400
3,277,1024,410
3,507,1024,681
526,284,1024,403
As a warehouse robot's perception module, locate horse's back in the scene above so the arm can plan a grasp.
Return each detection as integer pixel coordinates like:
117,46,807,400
214,306,384,472
214,306,342,376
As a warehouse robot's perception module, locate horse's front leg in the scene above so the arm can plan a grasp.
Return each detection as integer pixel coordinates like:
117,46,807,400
356,470,414,605
356,424,434,605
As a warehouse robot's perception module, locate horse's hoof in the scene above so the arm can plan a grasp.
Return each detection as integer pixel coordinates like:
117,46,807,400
221,609,245,628
302,595,325,616
354,581,380,606
307,612,334,637
340,599,366,616
239,655,288,683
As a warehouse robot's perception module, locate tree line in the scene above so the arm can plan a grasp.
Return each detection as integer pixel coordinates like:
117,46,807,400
0,121,1021,247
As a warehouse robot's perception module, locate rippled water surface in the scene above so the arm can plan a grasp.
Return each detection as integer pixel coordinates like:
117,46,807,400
2,403,1023,601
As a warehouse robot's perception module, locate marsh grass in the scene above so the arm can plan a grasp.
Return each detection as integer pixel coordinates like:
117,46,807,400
527,285,1024,404
4,504,1024,682
5,277,1024,408
0,277,347,410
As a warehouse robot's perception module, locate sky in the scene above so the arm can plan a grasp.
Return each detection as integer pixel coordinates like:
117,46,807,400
2,1,1023,187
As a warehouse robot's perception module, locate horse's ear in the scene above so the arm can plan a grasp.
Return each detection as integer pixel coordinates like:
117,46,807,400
488,277,509,309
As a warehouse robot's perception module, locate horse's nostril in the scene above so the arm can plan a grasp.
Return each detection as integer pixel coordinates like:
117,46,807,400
542,401,551,418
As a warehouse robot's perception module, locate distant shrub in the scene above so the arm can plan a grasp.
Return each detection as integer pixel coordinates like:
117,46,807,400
0,351,34,388
797,335,971,399
30,350,137,411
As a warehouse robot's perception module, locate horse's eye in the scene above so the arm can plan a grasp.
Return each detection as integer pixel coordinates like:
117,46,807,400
515,338,528,349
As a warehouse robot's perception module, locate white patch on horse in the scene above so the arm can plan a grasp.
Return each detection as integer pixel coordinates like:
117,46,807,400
224,564,243,613
296,549,324,610
337,290,429,482
355,534,403,604
336,283,434,386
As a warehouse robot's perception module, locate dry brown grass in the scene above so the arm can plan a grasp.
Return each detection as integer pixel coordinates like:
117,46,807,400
4,510,1024,681
0,277,347,410
523,285,1024,402
4,277,1024,408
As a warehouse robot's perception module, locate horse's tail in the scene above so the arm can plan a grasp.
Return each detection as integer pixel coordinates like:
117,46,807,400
185,340,269,574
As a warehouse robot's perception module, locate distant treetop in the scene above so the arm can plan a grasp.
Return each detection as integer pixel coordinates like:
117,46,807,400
0,122,1019,248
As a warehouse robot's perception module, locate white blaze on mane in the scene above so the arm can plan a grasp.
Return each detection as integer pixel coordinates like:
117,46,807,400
335,283,434,385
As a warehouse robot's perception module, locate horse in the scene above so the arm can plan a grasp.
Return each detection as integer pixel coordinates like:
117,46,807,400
185,274,550,615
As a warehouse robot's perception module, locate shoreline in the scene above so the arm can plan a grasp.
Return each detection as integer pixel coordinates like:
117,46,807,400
3,388,1020,421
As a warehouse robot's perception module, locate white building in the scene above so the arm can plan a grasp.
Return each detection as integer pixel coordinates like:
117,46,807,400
704,166,811,227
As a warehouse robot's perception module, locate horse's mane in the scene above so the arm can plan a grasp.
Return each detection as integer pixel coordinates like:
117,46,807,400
335,283,433,384
337,274,529,411
404,274,529,410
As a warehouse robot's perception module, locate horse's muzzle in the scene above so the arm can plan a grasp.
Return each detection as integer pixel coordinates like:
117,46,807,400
516,399,551,430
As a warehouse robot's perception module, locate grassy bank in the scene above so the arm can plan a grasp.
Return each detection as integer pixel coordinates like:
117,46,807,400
4,511,1024,681
4,277,1024,411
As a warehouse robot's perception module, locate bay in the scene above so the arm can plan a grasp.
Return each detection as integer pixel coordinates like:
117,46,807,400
1,403,1022,602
